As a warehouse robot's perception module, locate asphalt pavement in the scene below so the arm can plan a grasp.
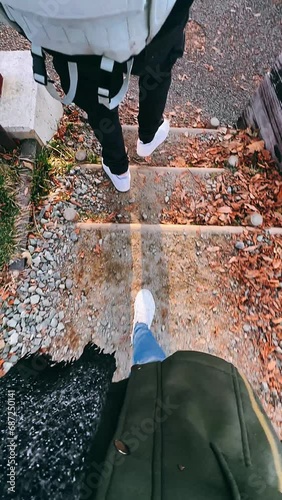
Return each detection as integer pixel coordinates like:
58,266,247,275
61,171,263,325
169,0,282,125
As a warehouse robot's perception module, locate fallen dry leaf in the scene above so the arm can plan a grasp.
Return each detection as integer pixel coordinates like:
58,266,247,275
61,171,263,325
246,140,265,153
217,206,232,214
272,317,282,325
267,360,276,372
207,246,220,253
276,187,282,206
22,251,33,267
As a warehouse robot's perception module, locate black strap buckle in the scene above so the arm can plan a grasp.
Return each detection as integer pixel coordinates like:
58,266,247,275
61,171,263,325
32,50,47,86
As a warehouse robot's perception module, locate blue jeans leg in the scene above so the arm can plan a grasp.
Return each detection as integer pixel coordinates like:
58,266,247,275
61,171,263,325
133,323,166,365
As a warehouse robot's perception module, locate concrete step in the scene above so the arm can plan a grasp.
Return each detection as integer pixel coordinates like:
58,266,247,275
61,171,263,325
121,125,232,167
72,164,224,224
53,223,269,381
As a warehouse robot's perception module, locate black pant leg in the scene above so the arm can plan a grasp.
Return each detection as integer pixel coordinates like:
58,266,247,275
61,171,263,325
138,67,172,144
52,55,129,175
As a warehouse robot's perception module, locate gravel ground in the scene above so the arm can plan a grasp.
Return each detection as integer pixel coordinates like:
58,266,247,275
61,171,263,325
1,215,80,371
170,0,282,125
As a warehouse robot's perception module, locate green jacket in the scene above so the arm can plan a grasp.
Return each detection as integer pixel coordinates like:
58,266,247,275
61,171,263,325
94,352,282,499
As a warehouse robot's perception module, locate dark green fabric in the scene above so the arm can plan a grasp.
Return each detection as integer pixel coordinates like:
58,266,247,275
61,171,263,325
95,352,282,500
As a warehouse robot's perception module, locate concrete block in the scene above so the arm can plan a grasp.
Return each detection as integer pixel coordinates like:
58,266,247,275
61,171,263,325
0,51,63,145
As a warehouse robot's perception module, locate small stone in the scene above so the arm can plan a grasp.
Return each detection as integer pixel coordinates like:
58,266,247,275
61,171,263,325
142,213,148,221
250,213,263,227
58,311,65,321
75,150,87,162
63,207,78,222
165,196,170,203
51,317,58,329
28,286,37,293
21,345,28,357
30,295,40,305
42,338,51,348
45,251,54,262
7,318,17,328
227,155,239,168
42,299,51,307
257,235,264,243
36,323,43,333
10,344,20,353
3,362,13,373
243,324,251,333
70,233,78,242
65,279,73,290
235,241,245,250
49,309,56,319
28,245,35,254
43,231,53,239
36,314,43,324
58,322,65,331
33,256,41,267
261,381,269,393
210,117,220,128
33,338,41,346
8,332,19,346
9,355,19,364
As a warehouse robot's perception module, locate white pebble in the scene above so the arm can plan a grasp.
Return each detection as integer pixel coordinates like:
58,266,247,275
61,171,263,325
235,241,245,250
250,213,263,227
51,317,58,329
210,117,220,128
8,332,19,346
7,318,17,328
30,295,40,305
65,279,73,290
3,362,13,373
75,150,87,162
228,155,239,168
63,207,78,222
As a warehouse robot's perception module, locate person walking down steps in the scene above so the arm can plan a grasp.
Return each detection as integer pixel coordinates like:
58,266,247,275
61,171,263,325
1,0,195,192
0,289,281,499
91,289,282,499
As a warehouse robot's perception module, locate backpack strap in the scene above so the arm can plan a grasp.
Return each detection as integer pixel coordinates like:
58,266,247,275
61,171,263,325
98,57,133,110
31,45,78,106
31,47,132,110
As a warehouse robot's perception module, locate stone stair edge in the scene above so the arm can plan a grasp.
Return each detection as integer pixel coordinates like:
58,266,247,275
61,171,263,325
76,223,282,236
78,164,225,175
122,124,234,135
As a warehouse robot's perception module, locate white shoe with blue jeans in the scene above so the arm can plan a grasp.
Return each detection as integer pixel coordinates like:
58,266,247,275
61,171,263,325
132,290,166,365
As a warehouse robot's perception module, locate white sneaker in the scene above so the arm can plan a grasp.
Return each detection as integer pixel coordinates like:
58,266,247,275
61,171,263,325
137,119,170,157
103,163,131,192
131,289,156,342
